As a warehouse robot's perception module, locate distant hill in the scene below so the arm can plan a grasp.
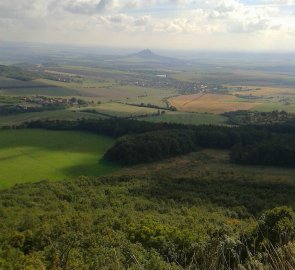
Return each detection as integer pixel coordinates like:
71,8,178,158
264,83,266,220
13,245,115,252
131,49,161,59
126,49,185,66
101,49,190,69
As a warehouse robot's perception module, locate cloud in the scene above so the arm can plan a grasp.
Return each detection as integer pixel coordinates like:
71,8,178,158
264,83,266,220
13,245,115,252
95,13,152,32
264,0,295,5
0,0,294,51
60,0,116,15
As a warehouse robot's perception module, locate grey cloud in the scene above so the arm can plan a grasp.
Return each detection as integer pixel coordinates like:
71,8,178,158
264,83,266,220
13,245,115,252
123,1,140,9
96,13,152,32
63,0,115,15
0,0,50,25
96,0,112,12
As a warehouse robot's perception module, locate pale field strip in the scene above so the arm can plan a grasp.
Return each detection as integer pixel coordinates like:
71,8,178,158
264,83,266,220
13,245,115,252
95,102,159,116
169,93,260,114
226,85,295,97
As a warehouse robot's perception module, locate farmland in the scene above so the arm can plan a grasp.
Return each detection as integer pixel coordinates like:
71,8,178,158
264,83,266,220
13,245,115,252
0,109,106,127
169,86,295,114
169,93,258,113
37,62,295,117
0,129,118,188
143,111,227,125
0,78,79,96
2,53,295,124
84,102,160,117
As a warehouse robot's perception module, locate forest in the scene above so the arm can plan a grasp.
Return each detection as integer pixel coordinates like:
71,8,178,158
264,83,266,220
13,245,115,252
25,118,295,167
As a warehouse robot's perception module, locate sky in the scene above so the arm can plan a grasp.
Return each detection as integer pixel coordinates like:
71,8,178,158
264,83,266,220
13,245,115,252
1,0,295,51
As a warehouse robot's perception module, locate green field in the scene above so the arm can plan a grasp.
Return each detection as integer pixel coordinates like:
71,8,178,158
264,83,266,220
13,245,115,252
144,111,227,125
0,109,107,127
0,78,79,96
93,102,159,117
0,129,118,188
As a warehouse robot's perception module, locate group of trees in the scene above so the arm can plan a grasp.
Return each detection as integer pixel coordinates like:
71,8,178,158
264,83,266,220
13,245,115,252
104,129,197,165
224,110,294,125
103,124,276,166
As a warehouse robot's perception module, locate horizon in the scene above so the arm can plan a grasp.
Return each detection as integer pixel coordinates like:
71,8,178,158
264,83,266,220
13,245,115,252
2,41,295,56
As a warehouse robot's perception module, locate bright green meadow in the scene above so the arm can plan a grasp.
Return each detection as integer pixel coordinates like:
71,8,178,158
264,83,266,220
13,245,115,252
0,129,118,188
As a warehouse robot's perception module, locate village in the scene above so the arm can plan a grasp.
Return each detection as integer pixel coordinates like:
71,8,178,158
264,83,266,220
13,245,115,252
21,96,89,107
119,75,211,95
0,95,91,115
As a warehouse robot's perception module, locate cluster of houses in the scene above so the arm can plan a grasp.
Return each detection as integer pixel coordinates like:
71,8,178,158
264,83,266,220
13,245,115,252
19,96,86,109
120,76,210,95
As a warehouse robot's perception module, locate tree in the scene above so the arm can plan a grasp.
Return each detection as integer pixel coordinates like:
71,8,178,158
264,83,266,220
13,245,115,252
255,206,295,247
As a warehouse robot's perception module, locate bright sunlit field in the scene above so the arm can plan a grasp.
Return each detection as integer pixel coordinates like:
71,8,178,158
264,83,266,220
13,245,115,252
0,129,118,188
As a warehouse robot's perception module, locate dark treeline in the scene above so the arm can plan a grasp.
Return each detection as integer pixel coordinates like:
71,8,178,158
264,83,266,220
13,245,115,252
25,119,295,167
26,118,190,138
26,118,275,139
0,104,66,115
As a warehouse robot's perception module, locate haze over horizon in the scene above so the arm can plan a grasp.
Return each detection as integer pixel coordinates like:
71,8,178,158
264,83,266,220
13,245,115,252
1,0,295,52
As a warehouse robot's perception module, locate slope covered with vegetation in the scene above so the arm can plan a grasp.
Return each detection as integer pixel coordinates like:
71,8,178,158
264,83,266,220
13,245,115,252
0,169,294,269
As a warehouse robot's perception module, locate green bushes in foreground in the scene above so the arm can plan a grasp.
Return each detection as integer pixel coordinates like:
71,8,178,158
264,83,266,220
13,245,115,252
0,175,294,269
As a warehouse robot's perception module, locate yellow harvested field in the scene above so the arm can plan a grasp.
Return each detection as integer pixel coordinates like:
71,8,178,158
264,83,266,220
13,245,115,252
229,85,295,97
169,93,259,113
